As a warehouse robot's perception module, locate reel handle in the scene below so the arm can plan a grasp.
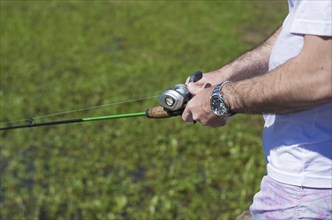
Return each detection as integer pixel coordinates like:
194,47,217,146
188,70,203,83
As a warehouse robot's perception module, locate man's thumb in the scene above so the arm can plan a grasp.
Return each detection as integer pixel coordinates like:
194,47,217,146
187,82,204,96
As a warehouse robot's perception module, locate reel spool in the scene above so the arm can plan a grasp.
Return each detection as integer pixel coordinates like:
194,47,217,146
158,71,202,111
158,84,190,111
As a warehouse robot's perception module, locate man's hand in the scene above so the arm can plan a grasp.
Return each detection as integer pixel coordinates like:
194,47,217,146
185,71,224,88
181,28,282,127
182,84,230,128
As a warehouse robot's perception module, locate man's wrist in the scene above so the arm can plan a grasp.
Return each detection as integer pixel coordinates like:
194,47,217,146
210,81,236,117
220,82,237,116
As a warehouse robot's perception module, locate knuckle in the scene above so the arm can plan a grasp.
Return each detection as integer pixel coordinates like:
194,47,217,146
181,111,192,122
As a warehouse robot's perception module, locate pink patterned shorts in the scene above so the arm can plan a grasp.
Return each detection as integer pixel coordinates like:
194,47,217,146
250,175,332,219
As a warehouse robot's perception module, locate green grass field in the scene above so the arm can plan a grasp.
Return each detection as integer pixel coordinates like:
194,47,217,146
1,1,287,219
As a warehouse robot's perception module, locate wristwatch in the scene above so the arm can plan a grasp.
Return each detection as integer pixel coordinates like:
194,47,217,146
210,81,235,117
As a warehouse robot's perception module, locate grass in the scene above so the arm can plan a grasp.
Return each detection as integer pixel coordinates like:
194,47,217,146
0,1,287,219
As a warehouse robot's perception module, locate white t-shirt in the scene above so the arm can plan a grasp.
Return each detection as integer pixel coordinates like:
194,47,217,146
263,0,332,188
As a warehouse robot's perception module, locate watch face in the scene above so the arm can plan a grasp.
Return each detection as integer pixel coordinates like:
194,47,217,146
210,95,227,116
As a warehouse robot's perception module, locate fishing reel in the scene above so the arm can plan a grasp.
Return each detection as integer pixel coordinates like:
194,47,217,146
158,71,202,112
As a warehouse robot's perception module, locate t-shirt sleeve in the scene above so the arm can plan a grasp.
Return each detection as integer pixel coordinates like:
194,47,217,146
290,0,332,36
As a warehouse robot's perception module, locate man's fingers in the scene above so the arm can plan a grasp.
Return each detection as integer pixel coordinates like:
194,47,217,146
187,82,212,96
187,83,202,96
182,107,194,122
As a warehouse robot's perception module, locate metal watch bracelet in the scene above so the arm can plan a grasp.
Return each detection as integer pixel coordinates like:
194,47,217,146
217,81,237,117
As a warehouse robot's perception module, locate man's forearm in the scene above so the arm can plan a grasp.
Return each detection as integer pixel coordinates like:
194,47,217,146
213,27,282,82
223,35,332,114
189,27,281,91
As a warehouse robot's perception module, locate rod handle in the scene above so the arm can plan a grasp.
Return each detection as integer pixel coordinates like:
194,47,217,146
146,106,183,118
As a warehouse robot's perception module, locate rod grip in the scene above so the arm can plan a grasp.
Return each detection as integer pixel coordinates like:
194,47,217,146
146,106,183,118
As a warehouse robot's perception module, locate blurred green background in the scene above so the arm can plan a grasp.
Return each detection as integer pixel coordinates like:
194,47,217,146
0,1,287,219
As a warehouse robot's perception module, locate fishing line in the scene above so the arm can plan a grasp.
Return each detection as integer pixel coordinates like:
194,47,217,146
0,95,158,126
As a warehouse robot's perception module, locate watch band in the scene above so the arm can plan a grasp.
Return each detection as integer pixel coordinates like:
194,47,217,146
213,81,231,97
214,81,236,117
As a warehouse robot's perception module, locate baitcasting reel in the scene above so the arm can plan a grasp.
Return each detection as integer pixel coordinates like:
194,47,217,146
159,71,202,112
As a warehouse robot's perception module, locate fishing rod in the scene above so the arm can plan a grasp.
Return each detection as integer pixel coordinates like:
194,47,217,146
0,106,182,130
0,71,202,131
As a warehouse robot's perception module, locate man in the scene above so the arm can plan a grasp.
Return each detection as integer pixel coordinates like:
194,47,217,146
182,0,332,218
